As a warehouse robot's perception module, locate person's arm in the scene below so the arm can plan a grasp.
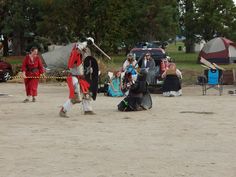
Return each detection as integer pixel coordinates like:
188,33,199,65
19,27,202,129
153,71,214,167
119,77,123,90
38,57,44,75
109,78,117,92
21,57,27,78
129,81,139,92
133,60,138,68
122,60,128,71
161,70,167,78
176,69,182,79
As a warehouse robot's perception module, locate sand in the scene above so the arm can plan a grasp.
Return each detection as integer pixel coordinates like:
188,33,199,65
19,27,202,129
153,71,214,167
0,82,236,177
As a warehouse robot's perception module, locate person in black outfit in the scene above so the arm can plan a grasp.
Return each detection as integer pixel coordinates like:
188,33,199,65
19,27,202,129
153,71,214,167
118,70,152,111
161,63,182,97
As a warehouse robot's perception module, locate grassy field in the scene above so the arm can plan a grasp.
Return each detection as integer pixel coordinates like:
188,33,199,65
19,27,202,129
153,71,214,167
2,42,236,85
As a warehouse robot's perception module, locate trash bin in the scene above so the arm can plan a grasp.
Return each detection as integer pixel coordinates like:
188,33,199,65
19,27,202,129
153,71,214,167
178,46,182,51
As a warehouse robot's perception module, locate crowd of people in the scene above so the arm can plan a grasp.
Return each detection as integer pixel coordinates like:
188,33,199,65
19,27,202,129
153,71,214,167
105,52,182,98
103,51,183,111
20,44,182,116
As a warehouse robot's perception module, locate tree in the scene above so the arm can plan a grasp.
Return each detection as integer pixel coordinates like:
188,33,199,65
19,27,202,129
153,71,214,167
178,0,236,53
178,0,197,53
35,0,77,44
195,0,236,41
0,0,40,55
0,0,9,56
137,0,178,42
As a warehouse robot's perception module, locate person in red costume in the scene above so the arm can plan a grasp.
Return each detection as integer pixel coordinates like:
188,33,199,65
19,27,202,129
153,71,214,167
59,38,95,118
22,47,44,103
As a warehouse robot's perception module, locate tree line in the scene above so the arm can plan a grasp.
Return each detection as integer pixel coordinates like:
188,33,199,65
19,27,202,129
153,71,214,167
0,0,236,56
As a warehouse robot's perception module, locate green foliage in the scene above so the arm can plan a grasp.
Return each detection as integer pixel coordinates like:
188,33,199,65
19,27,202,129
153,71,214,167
1,0,179,54
1,0,236,55
0,0,40,54
178,0,236,53
195,0,236,41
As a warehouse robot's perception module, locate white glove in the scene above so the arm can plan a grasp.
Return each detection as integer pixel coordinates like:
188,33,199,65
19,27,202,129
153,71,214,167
86,37,94,44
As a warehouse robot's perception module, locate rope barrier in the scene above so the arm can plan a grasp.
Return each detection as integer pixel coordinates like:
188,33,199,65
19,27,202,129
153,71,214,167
11,76,67,79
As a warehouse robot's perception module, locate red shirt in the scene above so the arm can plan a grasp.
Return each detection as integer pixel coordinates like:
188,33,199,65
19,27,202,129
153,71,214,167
22,55,44,77
67,45,82,69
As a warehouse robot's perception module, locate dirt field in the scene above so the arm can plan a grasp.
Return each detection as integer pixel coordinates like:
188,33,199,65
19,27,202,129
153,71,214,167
0,82,236,177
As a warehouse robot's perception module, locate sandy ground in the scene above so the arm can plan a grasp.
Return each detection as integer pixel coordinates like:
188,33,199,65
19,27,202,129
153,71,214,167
0,82,236,177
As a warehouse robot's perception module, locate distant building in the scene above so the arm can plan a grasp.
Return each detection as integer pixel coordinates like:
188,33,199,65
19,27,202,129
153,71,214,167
194,40,206,52
175,35,186,41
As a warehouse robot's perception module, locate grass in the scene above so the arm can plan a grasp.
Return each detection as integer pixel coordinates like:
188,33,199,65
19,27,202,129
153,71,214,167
0,56,24,65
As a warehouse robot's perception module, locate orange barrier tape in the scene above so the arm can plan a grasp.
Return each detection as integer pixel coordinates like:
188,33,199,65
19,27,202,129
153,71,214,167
11,76,67,79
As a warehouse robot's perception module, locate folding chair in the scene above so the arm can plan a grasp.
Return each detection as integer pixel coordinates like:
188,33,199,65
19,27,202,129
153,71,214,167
197,69,223,95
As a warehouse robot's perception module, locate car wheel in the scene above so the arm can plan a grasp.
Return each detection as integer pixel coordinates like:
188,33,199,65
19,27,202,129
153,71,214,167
3,71,11,82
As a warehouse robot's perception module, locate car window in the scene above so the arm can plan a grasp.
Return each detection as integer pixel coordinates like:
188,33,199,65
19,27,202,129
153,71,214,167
131,50,166,60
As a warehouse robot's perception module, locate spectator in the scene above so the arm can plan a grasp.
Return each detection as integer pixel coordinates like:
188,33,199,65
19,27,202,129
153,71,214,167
161,63,182,97
122,53,137,80
22,47,44,102
140,52,156,84
107,71,124,97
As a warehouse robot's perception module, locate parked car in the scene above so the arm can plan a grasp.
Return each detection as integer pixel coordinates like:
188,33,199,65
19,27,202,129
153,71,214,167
0,60,13,82
135,41,168,49
130,47,166,61
130,47,170,93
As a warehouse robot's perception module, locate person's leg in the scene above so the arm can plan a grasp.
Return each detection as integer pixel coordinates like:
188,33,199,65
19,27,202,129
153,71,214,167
72,76,82,103
31,79,39,102
82,99,95,115
59,99,72,118
23,78,31,102
60,76,80,117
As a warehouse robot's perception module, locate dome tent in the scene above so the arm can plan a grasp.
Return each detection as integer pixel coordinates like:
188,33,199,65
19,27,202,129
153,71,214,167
198,37,236,64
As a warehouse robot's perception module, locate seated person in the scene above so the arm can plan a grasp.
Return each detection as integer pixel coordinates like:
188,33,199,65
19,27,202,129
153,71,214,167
161,63,182,97
140,52,156,84
118,70,152,111
107,71,124,97
122,53,137,80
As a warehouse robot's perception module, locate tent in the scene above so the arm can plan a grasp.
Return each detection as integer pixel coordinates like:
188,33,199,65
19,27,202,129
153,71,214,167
41,43,74,70
198,37,236,64
41,43,91,71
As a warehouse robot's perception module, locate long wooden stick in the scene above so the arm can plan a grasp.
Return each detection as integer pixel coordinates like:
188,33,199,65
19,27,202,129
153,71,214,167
200,57,216,69
213,63,225,71
201,64,210,69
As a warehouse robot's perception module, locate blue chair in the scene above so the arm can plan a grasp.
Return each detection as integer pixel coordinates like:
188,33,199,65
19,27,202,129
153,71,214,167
197,69,223,95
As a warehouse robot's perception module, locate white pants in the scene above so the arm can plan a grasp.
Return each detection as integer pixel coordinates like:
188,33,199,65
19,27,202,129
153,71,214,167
62,76,92,112
62,99,92,112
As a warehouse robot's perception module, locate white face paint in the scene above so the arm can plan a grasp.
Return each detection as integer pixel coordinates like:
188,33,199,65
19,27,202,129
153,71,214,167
76,41,87,51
